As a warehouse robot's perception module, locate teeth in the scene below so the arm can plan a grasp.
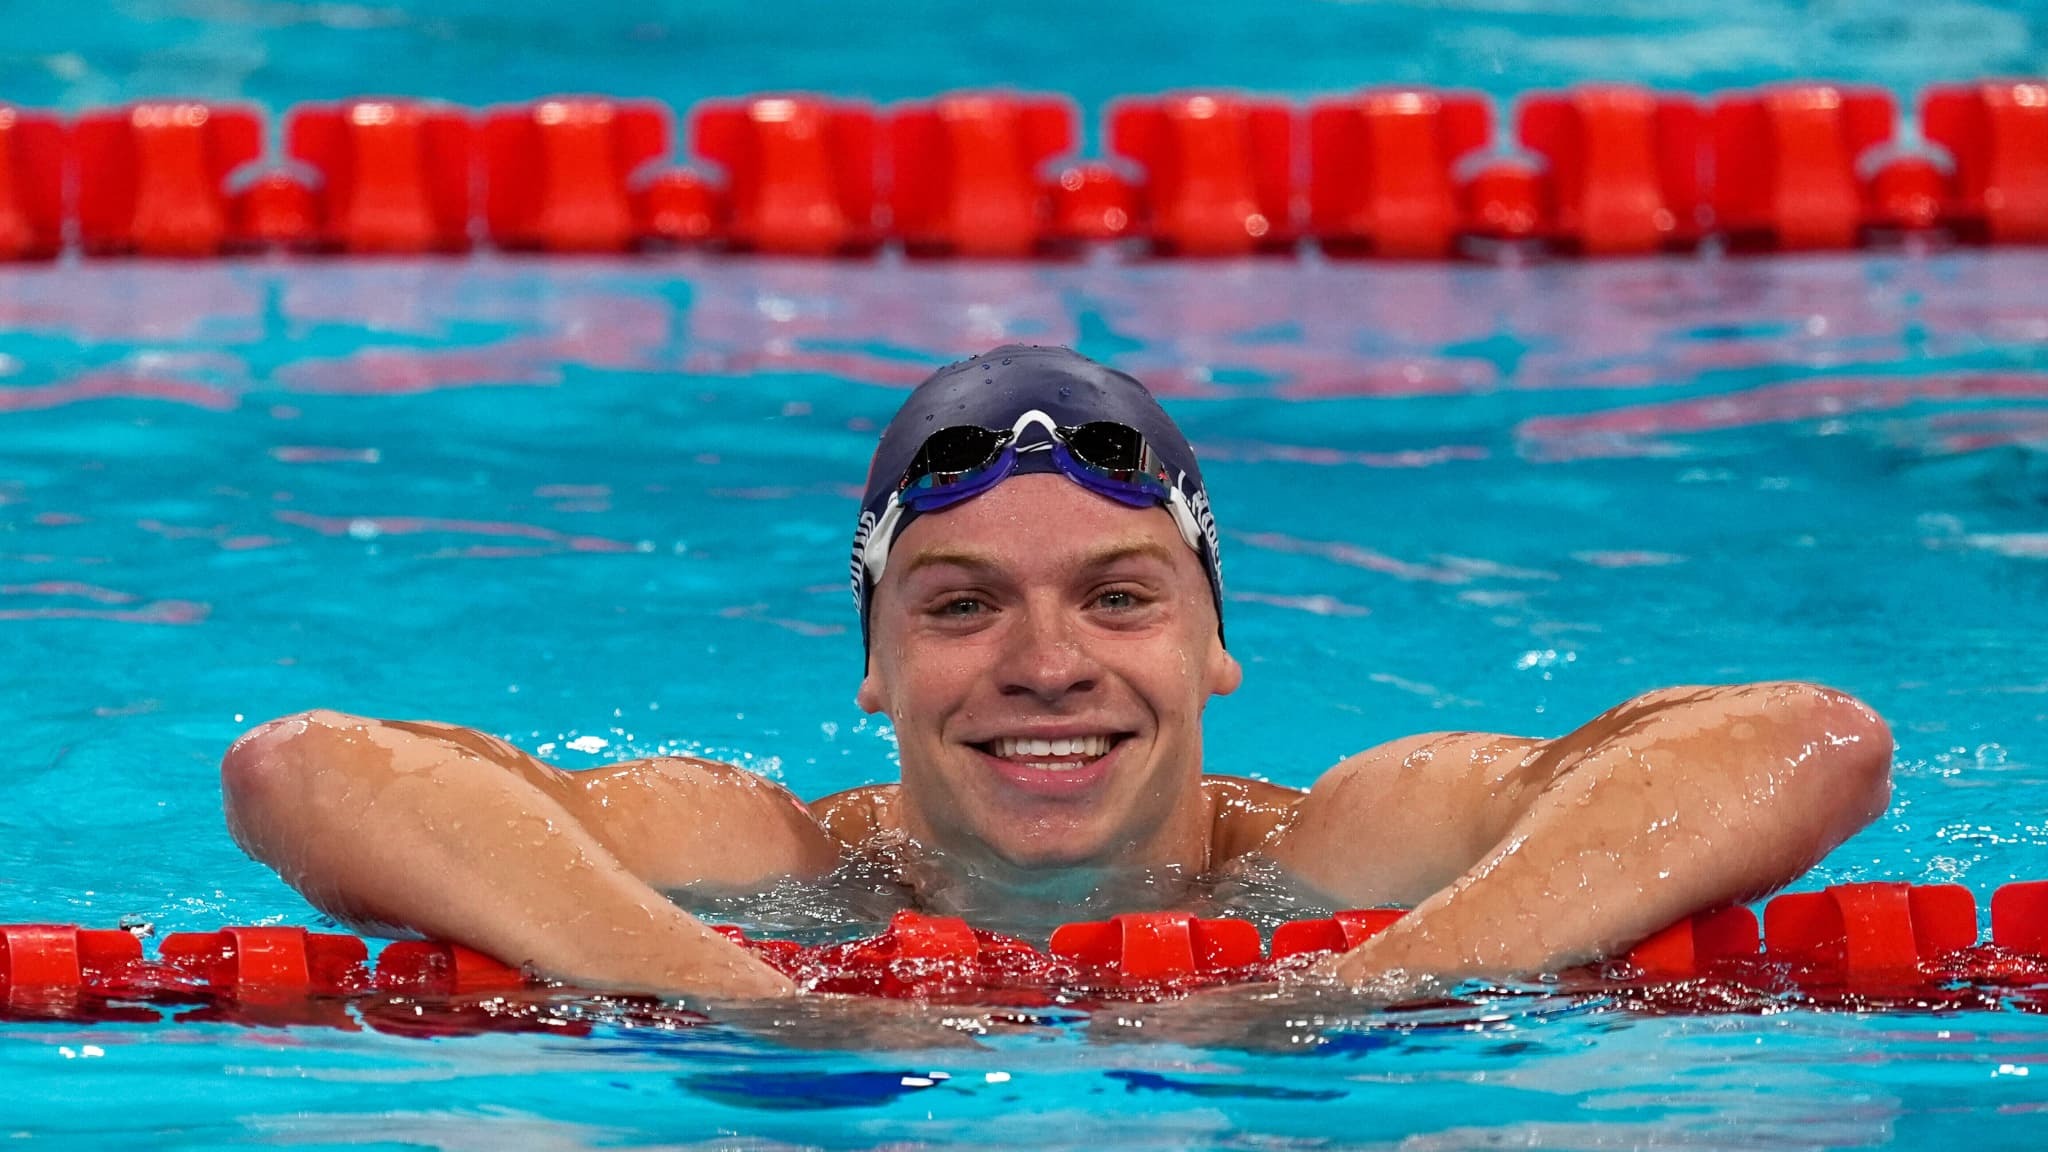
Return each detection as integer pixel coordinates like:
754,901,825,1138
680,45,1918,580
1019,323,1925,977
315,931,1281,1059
991,735,1112,760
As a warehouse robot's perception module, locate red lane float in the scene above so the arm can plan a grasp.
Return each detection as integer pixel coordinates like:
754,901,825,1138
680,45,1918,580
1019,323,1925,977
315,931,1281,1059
374,939,526,994
15,79,2048,262
1,925,141,990
1046,161,1141,246
484,97,671,253
691,96,879,256
1270,908,1408,960
233,171,320,249
1264,905,1762,983
1994,880,2048,955
75,101,265,257
633,166,721,249
1459,159,1546,248
1711,84,1896,251
14,880,2048,1019
1863,154,1949,236
1618,905,1762,980
157,926,370,996
0,107,65,260
889,92,1076,258
1762,882,1975,986
1308,89,1492,259
812,912,1050,997
1518,85,1706,256
284,99,473,253
1051,912,1263,985
1923,81,2048,245
1109,92,1295,257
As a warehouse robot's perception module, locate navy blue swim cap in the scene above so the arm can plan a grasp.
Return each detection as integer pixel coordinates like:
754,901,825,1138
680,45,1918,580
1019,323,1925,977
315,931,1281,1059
852,345,1224,652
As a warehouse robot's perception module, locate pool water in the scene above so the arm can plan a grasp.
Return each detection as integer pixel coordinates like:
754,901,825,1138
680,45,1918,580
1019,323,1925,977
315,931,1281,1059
6,0,2045,115
2,251,2046,1146
6,0,2048,1145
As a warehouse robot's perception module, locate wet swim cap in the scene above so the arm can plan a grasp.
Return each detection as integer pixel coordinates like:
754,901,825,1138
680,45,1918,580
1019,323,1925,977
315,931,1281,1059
851,345,1224,653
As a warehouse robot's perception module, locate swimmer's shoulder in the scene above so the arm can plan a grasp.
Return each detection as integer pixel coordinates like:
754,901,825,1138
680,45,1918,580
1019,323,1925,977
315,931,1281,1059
809,783,904,852
1201,774,1306,864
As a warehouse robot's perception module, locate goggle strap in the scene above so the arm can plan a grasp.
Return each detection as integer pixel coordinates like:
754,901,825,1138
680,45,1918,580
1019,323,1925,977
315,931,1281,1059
862,498,906,584
1165,486,1204,555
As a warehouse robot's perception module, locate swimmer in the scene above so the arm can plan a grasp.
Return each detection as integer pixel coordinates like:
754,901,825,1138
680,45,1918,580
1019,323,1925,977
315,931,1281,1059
220,345,1893,999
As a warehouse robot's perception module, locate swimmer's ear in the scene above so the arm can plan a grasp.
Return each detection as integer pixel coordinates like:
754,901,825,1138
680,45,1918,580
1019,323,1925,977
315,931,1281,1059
1207,636,1243,698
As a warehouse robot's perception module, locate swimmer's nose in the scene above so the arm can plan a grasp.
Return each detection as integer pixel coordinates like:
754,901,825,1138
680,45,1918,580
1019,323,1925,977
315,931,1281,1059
997,606,1099,704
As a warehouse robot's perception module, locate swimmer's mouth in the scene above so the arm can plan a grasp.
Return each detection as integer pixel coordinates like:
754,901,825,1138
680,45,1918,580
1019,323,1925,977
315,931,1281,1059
971,733,1131,772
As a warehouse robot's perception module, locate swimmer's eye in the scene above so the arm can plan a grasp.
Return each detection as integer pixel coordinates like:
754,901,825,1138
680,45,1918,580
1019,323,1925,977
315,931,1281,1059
935,596,990,618
1092,586,1153,613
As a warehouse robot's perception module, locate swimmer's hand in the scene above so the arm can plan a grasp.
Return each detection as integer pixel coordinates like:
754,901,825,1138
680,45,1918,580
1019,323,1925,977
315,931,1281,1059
1307,945,1454,1004
617,934,799,1000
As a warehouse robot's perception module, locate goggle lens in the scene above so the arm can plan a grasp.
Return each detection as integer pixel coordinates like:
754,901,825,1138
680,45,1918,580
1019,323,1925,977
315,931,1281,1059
1059,421,1152,481
893,415,1172,517
863,410,1209,595
906,425,1010,488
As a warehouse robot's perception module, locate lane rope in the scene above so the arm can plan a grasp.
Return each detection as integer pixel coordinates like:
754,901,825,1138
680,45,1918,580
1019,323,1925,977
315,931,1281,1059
1,82,2042,261
5,880,2048,1024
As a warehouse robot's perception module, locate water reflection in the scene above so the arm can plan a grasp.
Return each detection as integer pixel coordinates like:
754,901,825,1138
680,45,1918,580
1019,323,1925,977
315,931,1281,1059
0,254,2043,417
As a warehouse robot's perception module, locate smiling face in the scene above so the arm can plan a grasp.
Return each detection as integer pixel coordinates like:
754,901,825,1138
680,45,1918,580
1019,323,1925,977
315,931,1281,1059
857,473,1242,875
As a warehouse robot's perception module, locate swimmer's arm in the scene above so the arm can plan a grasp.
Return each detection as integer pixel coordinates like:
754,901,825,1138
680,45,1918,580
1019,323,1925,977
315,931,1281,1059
221,709,839,998
1271,682,1892,988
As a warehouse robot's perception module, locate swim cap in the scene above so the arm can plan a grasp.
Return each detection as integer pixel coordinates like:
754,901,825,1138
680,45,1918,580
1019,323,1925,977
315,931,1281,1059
851,345,1224,652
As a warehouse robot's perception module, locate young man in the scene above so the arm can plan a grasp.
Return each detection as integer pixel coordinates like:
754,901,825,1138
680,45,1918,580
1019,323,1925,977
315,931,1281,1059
221,345,1893,999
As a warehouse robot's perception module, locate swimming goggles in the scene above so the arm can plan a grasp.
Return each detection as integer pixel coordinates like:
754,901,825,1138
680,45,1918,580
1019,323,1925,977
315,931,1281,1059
861,408,1206,583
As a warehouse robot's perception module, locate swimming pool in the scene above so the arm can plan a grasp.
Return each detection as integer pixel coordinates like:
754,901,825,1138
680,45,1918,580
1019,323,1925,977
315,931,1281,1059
2,248,2045,1145
6,0,2048,1147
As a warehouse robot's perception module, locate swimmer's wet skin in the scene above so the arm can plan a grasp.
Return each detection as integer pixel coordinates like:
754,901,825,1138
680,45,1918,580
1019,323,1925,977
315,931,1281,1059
220,345,1895,1001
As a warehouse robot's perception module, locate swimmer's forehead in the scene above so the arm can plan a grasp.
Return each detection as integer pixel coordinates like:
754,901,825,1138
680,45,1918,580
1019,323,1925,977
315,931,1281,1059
894,536,1182,581
888,480,1199,587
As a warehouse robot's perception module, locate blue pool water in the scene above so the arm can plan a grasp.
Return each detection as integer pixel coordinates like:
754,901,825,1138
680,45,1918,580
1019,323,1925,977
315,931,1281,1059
4,0,2048,1147
6,0,2047,113
2,252,2046,1147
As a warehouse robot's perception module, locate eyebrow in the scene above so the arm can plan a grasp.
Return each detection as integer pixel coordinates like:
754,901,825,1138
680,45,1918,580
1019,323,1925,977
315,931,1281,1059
898,539,1179,580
